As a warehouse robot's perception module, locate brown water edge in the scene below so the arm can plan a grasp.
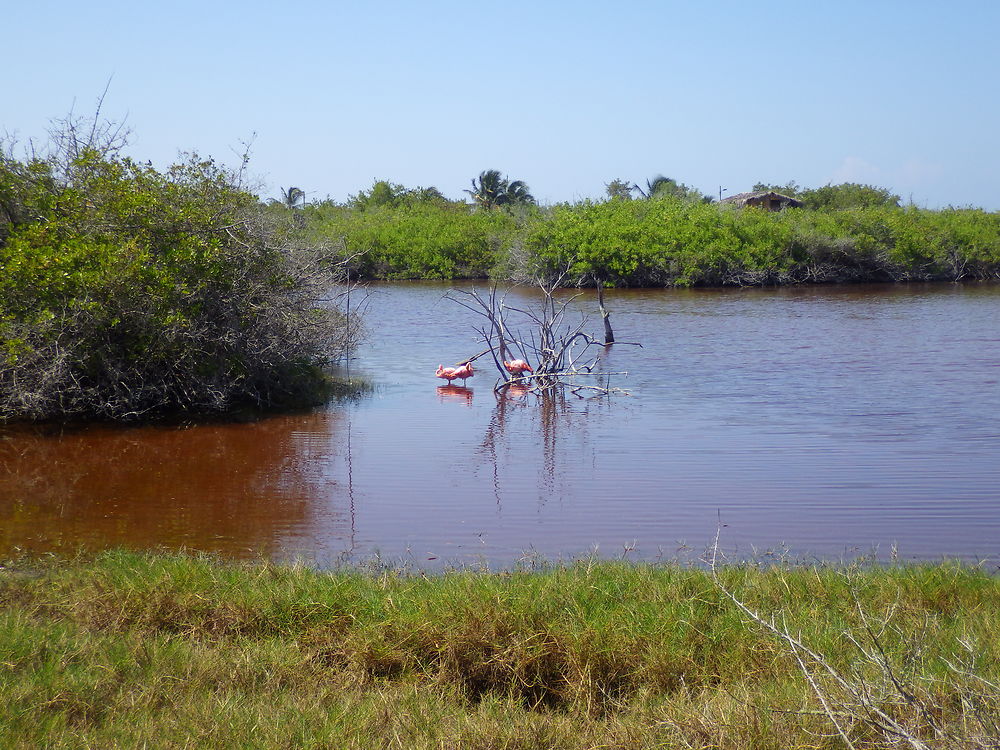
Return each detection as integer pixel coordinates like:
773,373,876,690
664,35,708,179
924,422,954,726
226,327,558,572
2,281,1000,567
0,410,353,560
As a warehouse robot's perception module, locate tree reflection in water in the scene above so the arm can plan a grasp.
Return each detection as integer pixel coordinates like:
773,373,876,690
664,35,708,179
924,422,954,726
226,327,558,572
0,411,354,559
480,386,609,509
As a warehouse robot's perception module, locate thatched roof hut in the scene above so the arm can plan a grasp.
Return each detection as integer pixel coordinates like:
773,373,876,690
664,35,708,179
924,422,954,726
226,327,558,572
720,191,803,211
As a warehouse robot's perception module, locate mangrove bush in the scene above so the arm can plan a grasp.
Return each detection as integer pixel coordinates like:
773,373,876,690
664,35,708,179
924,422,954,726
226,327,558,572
299,192,1000,287
0,122,359,422
302,199,519,280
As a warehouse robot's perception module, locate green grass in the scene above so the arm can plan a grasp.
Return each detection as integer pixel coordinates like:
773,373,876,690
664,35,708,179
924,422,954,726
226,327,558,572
1,550,998,748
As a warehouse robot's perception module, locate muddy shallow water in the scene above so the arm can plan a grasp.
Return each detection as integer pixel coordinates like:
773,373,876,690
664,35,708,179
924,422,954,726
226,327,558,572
2,282,999,566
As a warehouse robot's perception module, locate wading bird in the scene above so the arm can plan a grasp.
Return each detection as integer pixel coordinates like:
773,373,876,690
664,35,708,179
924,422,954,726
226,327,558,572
452,361,474,386
503,359,533,377
435,364,461,384
436,362,474,386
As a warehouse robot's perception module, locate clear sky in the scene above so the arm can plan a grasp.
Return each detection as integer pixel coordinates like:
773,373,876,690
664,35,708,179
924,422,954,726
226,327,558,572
5,1,998,209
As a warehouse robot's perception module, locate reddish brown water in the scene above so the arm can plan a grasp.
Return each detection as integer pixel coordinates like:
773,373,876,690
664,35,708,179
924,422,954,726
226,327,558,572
2,282,999,566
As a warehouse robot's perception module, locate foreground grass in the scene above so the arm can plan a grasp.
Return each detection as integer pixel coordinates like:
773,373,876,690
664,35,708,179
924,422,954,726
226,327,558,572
1,551,998,748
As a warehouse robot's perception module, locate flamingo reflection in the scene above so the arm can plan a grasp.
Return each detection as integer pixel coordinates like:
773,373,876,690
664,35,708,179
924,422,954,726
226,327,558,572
437,384,473,403
502,383,531,400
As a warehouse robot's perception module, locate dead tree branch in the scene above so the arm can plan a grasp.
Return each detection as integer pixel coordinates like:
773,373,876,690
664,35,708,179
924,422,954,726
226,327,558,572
446,277,634,397
708,531,999,749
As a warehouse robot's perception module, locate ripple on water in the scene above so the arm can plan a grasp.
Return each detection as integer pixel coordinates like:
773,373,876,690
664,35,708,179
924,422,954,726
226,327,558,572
2,282,999,566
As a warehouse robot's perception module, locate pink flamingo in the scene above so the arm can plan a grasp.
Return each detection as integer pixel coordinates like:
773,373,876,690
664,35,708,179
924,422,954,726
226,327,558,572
435,364,461,384
451,361,474,386
503,359,533,377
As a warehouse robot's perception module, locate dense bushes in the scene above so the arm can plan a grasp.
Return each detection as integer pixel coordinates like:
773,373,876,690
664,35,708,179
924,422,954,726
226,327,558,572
525,199,1000,286
301,195,1000,287
0,135,357,422
754,181,902,210
302,200,518,279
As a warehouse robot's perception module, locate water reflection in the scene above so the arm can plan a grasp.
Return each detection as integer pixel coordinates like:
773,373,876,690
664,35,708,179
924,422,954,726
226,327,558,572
2,282,1000,566
0,412,353,558
479,386,611,509
478,385,531,506
503,384,533,400
436,385,474,404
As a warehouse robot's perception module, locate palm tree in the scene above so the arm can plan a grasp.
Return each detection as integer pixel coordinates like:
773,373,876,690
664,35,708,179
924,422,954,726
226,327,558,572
503,179,535,206
280,186,305,210
632,175,677,199
465,170,535,209
465,169,506,209
633,175,710,203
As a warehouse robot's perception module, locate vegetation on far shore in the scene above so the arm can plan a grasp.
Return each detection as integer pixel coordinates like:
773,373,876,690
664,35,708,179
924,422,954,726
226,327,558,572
298,178,1000,287
1,550,998,748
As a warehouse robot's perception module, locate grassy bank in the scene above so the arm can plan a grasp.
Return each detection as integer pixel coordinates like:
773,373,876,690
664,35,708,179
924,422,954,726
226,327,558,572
2,551,998,748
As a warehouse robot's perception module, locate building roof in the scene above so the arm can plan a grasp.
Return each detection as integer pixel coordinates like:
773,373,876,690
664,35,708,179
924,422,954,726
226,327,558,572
720,190,804,207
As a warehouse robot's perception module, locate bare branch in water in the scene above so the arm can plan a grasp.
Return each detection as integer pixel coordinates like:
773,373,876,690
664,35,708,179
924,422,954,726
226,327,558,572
446,275,636,397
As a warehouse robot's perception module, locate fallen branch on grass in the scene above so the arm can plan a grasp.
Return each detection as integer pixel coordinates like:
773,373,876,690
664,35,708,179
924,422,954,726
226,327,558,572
707,532,1000,749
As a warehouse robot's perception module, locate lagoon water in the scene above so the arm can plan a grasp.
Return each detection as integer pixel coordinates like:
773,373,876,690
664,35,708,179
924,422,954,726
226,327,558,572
2,282,999,566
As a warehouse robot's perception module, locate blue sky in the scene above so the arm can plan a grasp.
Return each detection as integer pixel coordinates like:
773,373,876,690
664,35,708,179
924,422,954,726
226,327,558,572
5,1,998,209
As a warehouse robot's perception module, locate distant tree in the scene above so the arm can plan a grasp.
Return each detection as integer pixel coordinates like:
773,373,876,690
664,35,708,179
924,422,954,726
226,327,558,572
346,182,456,211
465,169,507,209
280,186,305,209
503,179,535,206
410,186,448,203
348,180,408,210
751,181,802,197
631,175,668,199
633,174,710,202
799,183,901,210
465,169,535,209
604,178,634,201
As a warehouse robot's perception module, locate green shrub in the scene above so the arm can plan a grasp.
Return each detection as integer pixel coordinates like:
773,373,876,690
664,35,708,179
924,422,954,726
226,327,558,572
522,198,1000,287
0,134,356,421
304,200,519,280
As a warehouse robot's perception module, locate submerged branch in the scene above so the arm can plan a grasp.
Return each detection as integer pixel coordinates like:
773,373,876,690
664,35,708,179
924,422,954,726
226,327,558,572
446,278,636,398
